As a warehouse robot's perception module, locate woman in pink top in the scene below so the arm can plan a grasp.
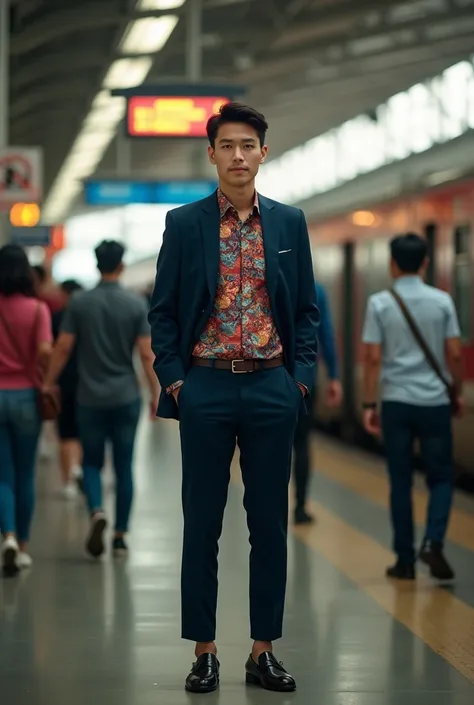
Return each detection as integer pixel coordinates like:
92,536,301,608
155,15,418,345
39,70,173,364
0,245,53,575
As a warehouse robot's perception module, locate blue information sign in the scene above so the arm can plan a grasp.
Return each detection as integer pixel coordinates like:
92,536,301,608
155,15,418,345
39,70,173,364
84,180,218,206
10,226,51,247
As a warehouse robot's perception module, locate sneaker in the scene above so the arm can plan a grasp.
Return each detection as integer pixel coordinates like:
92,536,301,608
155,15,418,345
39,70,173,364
86,512,107,558
62,482,78,500
71,465,83,480
112,537,128,558
419,541,454,580
2,536,20,575
386,560,416,580
17,552,33,569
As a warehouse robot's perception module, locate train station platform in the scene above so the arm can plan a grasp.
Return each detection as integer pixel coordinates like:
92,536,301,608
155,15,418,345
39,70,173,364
1,418,474,705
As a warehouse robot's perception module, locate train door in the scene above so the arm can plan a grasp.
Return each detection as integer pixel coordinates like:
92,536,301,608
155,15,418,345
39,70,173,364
453,224,472,342
451,223,473,484
424,223,436,286
351,237,390,444
341,242,356,441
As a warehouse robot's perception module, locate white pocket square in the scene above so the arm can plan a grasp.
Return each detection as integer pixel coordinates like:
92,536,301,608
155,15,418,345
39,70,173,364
279,249,292,254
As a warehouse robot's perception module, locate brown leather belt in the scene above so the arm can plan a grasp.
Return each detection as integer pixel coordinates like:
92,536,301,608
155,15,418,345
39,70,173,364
191,355,284,374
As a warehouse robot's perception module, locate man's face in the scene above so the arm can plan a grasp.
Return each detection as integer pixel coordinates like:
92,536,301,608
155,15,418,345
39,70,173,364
208,122,267,187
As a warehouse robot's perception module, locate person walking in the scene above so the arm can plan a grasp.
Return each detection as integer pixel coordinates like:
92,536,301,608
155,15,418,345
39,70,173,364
51,279,84,499
43,241,159,559
293,280,342,524
0,245,53,573
361,232,463,581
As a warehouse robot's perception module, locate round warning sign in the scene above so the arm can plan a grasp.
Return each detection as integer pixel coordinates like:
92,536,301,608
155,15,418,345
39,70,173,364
0,147,43,211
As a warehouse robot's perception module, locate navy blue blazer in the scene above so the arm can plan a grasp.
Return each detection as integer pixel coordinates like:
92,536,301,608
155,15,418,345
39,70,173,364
148,190,319,420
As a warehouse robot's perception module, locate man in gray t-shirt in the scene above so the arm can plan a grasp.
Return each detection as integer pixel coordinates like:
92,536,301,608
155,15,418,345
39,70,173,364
61,278,150,408
44,240,159,559
361,233,463,583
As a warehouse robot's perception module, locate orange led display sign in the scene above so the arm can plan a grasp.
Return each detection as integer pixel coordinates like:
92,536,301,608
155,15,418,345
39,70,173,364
9,202,41,227
127,96,229,138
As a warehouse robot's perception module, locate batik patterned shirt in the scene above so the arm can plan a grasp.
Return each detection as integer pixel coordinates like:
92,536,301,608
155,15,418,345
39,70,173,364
192,189,282,359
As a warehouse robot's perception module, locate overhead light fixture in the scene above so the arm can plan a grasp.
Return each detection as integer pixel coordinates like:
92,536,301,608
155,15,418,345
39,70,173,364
83,98,126,132
351,210,376,227
72,131,117,156
103,57,153,89
120,15,179,54
137,0,185,9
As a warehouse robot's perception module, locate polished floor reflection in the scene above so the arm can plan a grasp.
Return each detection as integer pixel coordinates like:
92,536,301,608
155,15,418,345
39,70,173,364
1,418,474,705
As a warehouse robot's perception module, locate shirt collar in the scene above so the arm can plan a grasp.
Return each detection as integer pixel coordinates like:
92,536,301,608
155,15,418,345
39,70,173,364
98,280,120,287
217,188,260,218
393,275,423,289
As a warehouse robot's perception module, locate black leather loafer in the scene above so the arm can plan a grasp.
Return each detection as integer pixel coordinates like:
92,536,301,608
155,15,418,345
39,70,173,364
245,652,296,692
185,653,219,693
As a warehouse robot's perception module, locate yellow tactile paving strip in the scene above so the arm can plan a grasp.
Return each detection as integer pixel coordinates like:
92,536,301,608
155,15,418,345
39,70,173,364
311,436,474,553
295,500,474,685
229,453,474,685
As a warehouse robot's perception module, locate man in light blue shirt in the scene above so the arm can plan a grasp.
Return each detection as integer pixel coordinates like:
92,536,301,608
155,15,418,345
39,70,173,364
361,233,463,582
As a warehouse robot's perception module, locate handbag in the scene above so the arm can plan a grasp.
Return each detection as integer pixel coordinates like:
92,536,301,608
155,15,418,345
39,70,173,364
389,288,460,415
0,301,61,421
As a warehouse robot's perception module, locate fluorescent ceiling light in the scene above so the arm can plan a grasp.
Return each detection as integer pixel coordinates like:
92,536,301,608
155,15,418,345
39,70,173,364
83,99,126,131
137,0,185,9
72,131,116,155
92,90,115,108
121,15,179,54
43,0,180,223
103,57,153,89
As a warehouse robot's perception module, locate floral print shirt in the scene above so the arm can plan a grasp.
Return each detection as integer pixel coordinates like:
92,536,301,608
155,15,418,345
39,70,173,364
192,189,282,360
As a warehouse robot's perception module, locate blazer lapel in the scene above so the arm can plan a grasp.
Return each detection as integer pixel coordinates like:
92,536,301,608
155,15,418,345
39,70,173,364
259,196,280,309
200,192,220,296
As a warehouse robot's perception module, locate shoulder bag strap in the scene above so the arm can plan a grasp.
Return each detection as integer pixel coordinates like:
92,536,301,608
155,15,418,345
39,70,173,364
389,288,450,392
0,301,40,387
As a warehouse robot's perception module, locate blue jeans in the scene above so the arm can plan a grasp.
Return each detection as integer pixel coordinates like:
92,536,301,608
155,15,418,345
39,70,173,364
0,389,41,542
381,401,453,564
77,400,141,533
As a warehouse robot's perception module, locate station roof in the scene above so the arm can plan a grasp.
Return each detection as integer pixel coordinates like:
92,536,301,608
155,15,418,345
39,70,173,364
8,0,474,219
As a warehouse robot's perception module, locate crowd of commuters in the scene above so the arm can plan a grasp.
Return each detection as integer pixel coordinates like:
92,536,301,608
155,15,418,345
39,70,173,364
0,240,157,574
0,237,461,593
0,240,461,586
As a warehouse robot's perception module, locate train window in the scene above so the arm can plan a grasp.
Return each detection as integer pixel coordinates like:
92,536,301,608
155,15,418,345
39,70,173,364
424,223,436,286
453,225,472,341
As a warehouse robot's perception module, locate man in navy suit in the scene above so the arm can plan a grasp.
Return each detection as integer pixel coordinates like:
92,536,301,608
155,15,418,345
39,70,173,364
149,102,319,694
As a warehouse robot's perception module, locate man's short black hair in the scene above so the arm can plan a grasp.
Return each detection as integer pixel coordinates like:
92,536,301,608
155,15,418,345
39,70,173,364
206,101,268,148
390,233,428,274
60,279,83,295
94,240,125,274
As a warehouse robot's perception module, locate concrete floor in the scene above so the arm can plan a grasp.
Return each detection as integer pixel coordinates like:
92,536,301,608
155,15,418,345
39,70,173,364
1,418,474,705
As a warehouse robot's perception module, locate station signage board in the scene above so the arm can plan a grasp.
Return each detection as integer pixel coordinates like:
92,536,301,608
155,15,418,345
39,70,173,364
0,147,43,211
84,179,218,206
126,96,229,138
9,225,51,247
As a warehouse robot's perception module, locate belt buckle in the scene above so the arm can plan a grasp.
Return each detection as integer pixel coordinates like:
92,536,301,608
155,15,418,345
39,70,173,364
231,359,248,374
